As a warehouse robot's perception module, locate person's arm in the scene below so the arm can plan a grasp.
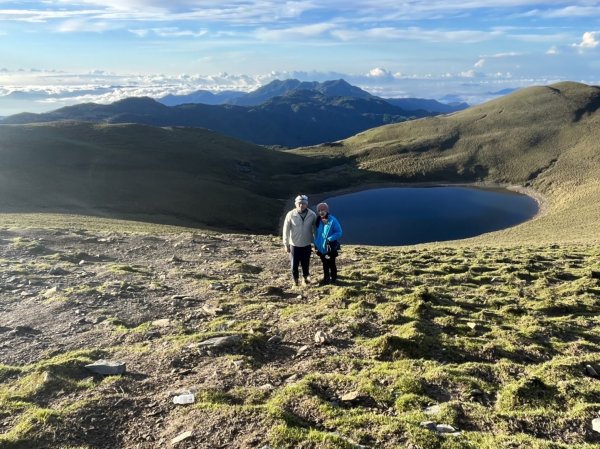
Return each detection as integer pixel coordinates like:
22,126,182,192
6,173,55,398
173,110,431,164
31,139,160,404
282,213,291,252
328,217,343,241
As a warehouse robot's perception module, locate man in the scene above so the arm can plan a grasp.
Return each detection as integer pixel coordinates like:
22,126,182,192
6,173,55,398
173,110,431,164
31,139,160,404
282,194,317,287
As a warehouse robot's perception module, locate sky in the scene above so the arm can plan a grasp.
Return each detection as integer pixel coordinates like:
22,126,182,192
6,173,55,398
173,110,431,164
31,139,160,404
0,0,599,115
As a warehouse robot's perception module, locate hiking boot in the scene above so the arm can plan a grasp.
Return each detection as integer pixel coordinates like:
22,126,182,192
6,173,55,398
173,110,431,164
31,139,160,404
302,276,311,286
292,278,299,288
319,278,331,286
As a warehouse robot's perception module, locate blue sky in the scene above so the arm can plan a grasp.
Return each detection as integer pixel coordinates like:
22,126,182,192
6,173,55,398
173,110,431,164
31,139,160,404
1,1,599,114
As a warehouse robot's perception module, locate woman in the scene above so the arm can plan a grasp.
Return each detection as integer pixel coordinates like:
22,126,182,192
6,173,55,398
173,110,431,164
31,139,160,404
314,202,343,285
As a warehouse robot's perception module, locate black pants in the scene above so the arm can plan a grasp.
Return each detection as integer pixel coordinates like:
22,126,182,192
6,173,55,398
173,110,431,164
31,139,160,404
318,252,337,281
290,245,311,280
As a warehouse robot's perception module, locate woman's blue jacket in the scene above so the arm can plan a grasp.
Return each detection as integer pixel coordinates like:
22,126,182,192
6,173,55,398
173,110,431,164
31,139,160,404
314,214,343,254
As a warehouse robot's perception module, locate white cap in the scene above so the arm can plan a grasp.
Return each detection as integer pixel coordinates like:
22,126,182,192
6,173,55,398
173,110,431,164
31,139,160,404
294,194,308,204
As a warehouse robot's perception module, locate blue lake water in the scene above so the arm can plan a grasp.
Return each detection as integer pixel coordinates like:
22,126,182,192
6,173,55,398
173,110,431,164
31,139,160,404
322,186,539,246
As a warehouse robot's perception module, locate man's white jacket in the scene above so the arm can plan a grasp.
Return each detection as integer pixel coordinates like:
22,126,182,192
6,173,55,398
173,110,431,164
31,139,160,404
282,208,317,248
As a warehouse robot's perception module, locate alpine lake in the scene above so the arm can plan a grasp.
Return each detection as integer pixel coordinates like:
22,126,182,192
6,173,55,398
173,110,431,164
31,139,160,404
321,186,539,246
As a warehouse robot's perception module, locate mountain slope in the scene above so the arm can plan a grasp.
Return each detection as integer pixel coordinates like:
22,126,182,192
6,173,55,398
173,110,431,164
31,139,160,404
159,89,245,106
226,78,375,106
0,122,350,231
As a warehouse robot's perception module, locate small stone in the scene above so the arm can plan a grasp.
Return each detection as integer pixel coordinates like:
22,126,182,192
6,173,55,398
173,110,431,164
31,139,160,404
202,304,223,315
466,322,479,330
592,418,600,433
585,365,599,378
424,404,441,415
436,424,458,433
340,391,361,402
314,330,330,344
420,421,437,431
232,360,244,369
198,335,242,349
296,345,309,357
259,383,275,391
169,255,183,263
84,360,126,376
267,335,283,344
285,374,299,383
78,260,86,266
172,393,195,405
152,319,171,327
171,431,193,444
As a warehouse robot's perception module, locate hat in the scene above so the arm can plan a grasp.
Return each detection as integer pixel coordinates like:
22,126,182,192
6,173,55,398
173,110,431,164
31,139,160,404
295,194,308,204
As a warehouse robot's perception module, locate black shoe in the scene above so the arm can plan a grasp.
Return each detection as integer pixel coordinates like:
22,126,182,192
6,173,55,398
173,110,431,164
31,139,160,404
319,278,331,286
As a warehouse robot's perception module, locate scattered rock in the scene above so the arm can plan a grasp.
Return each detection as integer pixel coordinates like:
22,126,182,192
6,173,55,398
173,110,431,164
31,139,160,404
171,431,193,445
420,421,437,431
172,392,195,405
152,319,171,327
285,374,300,384
314,330,330,345
261,286,285,297
267,335,283,344
340,391,361,402
295,345,309,357
169,255,183,263
592,418,600,433
202,304,223,315
232,360,244,369
424,404,441,415
198,335,243,349
585,364,600,378
436,424,458,434
84,360,126,376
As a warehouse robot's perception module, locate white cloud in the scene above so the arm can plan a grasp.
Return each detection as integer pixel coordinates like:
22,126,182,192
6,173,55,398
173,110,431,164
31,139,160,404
572,31,599,51
332,26,502,43
366,67,393,79
255,23,336,40
474,59,485,68
546,46,559,55
129,27,207,38
542,6,600,19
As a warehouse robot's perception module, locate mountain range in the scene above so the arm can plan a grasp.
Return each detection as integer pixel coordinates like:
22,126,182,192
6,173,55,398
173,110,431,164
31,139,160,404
159,78,467,113
2,79,467,147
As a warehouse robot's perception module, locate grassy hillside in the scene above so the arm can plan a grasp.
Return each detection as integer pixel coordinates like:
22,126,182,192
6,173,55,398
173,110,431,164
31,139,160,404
296,81,600,245
0,122,376,232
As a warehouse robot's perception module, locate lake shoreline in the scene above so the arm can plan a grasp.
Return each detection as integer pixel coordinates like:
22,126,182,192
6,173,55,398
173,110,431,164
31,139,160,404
309,181,546,219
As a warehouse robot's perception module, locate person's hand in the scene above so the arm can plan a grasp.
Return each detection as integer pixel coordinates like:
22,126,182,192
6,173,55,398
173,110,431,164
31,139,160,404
284,246,290,253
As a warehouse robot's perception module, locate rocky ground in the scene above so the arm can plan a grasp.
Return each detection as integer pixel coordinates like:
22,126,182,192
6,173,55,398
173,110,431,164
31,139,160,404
1,225,600,449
